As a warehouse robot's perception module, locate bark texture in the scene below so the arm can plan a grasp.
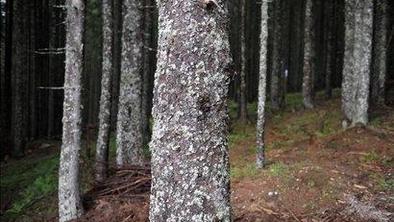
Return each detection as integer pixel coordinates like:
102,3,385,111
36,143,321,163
256,0,268,169
239,0,248,121
58,0,85,221
371,0,388,105
116,0,144,167
149,0,232,221
95,0,113,183
342,0,373,126
302,0,315,109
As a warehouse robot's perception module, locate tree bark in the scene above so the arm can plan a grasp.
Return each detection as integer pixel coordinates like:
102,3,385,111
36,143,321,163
239,0,248,121
256,0,268,169
371,0,388,105
149,0,232,221
270,0,285,110
11,0,28,157
324,0,335,98
116,0,144,167
342,0,373,126
95,0,114,183
58,0,85,221
302,0,315,109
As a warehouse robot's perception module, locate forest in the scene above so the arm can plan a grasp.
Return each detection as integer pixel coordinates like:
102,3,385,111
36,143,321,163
0,0,393,221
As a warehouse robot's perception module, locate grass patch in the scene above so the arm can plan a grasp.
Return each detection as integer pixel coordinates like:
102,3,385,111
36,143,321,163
268,162,289,178
231,163,259,179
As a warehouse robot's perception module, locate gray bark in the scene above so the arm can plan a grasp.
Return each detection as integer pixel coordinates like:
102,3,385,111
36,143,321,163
95,0,113,183
324,0,334,99
256,0,268,169
149,0,232,221
302,0,315,109
239,0,247,121
58,0,85,221
371,0,388,105
342,0,373,126
48,0,57,138
116,0,144,167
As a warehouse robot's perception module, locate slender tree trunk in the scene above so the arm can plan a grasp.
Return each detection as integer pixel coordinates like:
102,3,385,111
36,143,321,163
342,0,373,127
302,0,315,109
48,0,57,138
58,0,85,221
325,0,335,98
95,0,114,183
11,0,28,157
270,0,284,110
256,0,268,169
371,0,388,105
116,0,144,167
239,0,248,121
149,0,232,220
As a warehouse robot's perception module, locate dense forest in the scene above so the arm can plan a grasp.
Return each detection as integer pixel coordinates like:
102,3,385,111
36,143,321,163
0,0,393,221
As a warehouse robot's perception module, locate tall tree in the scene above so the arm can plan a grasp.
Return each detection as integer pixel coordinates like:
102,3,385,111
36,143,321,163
256,0,268,169
116,0,144,167
302,0,315,109
239,0,248,121
11,0,28,157
95,0,113,183
149,0,232,220
58,0,85,221
342,0,373,126
270,0,285,110
324,0,335,98
371,0,388,105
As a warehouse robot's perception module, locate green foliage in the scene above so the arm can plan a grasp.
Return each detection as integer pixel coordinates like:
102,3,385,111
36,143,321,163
361,151,380,164
2,156,58,216
231,163,259,179
268,162,289,178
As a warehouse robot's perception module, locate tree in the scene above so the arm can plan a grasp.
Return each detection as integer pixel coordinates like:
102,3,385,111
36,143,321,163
342,0,373,126
58,0,85,221
371,0,388,105
270,0,285,110
95,0,113,183
256,0,268,169
116,0,144,167
149,0,232,220
239,0,248,121
11,0,28,157
324,0,335,98
302,0,315,109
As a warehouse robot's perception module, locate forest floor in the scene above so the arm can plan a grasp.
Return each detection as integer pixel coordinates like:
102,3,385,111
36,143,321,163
1,91,393,222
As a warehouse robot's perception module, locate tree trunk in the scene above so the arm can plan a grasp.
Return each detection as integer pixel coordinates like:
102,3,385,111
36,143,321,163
47,0,57,138
239,0,248,121
371,0,388,105
58,0,85,221
256,0,268,169
302,0,315,109
95,0,113,183
324,0,335,98
270,0,285,110
116,0,144,167
149,0,232,221
11,0,28,157
342,0,373,126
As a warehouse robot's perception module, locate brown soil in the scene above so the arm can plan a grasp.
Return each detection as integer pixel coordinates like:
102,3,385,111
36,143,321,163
76,100,393,222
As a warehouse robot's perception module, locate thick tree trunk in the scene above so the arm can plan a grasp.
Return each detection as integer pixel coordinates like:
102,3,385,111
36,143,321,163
58,0,85,221
95,0,113,183
256,0,268,169
371,0,388,105
11,0,28,157
116,0,144,167
149,0,232,221
302,0,315,109
342,0,373,126
239,0,248,122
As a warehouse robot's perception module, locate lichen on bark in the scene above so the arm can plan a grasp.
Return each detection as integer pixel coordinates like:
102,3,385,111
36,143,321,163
58,0,85,221
149,0,232,221
342,0,373,126
116,0,144,167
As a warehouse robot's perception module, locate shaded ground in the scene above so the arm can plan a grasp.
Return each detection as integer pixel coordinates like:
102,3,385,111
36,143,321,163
1,92,393,221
